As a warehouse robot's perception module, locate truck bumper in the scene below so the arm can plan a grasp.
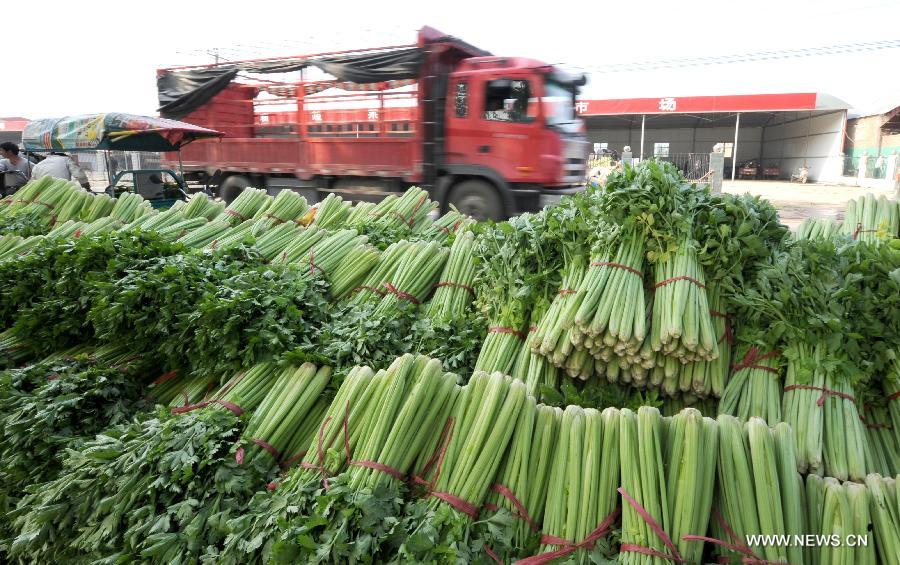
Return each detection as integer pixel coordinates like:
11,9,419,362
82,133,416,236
509,184,586,214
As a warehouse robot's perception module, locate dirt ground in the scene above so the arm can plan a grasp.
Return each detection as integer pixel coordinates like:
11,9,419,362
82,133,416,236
721,180,896,230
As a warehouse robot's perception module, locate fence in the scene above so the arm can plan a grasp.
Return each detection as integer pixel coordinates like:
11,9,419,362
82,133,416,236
659,153,711,181
70,151,164,188
842,154,890,179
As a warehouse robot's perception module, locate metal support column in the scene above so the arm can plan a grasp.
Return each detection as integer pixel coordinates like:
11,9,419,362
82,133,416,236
639,114,646,161
731,112,741,181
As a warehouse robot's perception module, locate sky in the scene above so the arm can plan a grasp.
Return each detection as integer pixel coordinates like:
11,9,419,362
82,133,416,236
3,0,898,119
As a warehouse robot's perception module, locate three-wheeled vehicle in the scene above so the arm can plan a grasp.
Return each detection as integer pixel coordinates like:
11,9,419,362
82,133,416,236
21,113,223,208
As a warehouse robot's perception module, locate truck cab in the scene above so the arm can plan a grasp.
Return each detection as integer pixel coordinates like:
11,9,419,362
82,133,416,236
439,57,589,218
158,27,590,220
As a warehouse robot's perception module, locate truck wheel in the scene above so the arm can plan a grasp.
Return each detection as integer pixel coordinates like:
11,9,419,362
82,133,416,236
219,175,252,204
448,180,504,221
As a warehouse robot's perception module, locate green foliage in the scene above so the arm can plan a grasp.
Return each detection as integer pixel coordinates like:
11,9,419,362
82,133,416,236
88,245,331,378
0,215,51,237
9,407,274,563
0,356,151,520
0,231,183,354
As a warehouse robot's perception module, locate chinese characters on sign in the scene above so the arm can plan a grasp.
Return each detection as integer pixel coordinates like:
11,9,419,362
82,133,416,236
311,111,322,122
658,97,677,112
367,110,379,121
575,101,589,114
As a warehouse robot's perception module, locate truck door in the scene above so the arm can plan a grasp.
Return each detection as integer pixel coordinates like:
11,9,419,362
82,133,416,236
445,75,542,183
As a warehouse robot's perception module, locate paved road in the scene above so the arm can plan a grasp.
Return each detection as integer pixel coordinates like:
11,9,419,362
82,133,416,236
722,180,896,230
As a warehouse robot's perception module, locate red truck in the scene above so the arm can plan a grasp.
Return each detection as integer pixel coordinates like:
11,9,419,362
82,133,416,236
157,26,589,219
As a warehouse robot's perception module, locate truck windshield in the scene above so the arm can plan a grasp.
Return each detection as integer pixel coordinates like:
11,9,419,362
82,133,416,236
543,80,576,126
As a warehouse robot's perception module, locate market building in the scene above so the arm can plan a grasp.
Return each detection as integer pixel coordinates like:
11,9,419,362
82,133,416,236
843,103,899,179
576,93,850,183
0,117,29,145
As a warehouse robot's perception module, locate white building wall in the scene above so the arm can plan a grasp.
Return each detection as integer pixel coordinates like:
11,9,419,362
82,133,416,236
760,111,846,182
587,124,762,163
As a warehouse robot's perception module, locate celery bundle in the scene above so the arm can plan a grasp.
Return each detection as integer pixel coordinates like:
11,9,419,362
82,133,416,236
250,189,308,235
251,221,302,261
782,343,867,481
650,240,718,367
719,343,783,424
572,227,647,366
237,362,332,466
484,402,561,556
713,417,806,565
327,243,381,299
841,193,900,244
512,299,561,399
865,473,899,565
861,403,900,476
310,192,352,229
425,230,477,323
532,252,587,372
534,406,619,564
796,217,840,241
370,240,447,317
399,371,527,562
677,284,732,397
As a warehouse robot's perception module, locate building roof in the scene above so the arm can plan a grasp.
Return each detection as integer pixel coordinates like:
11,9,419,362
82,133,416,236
0,117,30,131
575,92,849,116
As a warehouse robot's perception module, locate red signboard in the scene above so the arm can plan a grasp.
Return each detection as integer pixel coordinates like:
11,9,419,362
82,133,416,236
575,93,821,116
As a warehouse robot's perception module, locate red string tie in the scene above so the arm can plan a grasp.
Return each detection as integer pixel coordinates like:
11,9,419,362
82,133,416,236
488,326,526,340
783,384,856,407
224,209,249,221
382,282,419,304
619,487,684,562
590,260,643,278
517,507,621,565
410,417,478,517
731,347,780,375
434,281,476,296
654,275,706,290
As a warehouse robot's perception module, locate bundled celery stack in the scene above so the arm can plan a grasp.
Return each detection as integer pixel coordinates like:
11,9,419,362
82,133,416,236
235,362,332,466
473,213,548,374
677,284,733,397
482,402,561,558
532,254,589,378
512,298,561,399
718,343,783,424
796,217,841,240
714,416,806,565
572,226,648,375
309,193,353,228
531,405,620,564
399,371,527,562
360,186,438,232
177,187,272,247
805,475,877,565
368,240,447,316
865,473,900,565
425,229,477,323
617,406,719,565
249,189,308,235
223,355,460,563
841,193,900,244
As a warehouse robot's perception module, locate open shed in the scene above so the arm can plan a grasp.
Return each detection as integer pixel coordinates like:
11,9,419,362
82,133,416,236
576,93,849,182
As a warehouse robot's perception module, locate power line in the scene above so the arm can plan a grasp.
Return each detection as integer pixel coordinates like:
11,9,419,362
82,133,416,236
570,39,900,74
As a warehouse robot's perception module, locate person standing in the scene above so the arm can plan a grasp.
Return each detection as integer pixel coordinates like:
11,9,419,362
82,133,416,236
0,142,33,193
31,152,91,190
